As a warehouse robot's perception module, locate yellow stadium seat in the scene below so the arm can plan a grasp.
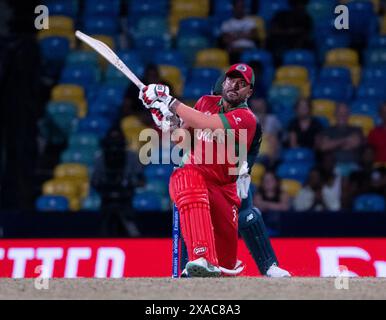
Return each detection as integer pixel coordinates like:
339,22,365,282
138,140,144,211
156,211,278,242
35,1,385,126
68,196,81,211
250,163,265,186
348,65,361,86
380,15,386,35
43,178,79,198
51,84,87,117
276,65,309,83
281,179,302,197
48,15,74,33
325,48,359,67
349,115,375,136
195,48,230,69
121,116,145,131
312,99,336,121
158,65,184,97
54,163,89,180
251,16,266,44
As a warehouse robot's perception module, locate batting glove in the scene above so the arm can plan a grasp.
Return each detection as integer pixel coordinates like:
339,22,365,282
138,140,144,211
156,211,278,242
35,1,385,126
150,102,183,132
236,161,251,200
139,84,175,109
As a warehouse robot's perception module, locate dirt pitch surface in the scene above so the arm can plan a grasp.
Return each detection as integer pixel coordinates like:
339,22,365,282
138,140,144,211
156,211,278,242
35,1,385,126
0,277,385,300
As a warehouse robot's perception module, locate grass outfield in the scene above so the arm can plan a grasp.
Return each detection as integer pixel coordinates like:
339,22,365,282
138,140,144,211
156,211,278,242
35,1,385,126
0,277,385,300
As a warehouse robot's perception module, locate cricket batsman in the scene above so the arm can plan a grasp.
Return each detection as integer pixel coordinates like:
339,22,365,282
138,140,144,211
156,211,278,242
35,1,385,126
139,64,283,277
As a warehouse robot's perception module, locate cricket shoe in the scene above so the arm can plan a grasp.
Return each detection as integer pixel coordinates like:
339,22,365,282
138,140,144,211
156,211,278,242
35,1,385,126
266,263,291,277
185,257,221,277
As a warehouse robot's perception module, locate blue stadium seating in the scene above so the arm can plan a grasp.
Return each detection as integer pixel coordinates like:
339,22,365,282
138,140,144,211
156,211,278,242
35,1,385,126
128,0,169,16
177,35,210,65
368,36,386,48
60,64,101,88
258,0,290,22
144,164,174,182
353,194,386,212
154,50,187,74
61,147,99,167
83,16,119,36
346,0,377,43
87,100,119,120
36,195,69,212
282,148,315,164
316,33,351,62
133,36,172,64
66,51,99,66
240,49,274,87
132,16,169,38
306,0,336,22
132,191,169,211
357,82,386,101
276,162,311,184
268,85,300,108
319,67,352,85
189,67,222,85
76,116,111,138
81,190,102,211
361,67,386,84
183,80,213,100
84,0,120,16
178,18,212,39
312,81,353,103
350,99,381,123
68,133,100,149
40,36,70,63
364,49,386,66
46,0,78,18
212,0,234,20
94,84,127,107
105,50,145,84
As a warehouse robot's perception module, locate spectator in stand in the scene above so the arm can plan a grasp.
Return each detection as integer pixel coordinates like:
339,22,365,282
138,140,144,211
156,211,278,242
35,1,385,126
288,98,323,149
253,171,290,212
316,103,364,176
249,97,282,168
368,102,386,165
122,64,172,126
220,0,258,63
266,0,312,64
293,167,341,211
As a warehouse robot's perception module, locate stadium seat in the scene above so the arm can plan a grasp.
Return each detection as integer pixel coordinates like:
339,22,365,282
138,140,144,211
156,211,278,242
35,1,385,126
250,163,265,186
39,36,70,63
144,164,174,182
129,0,169,16
364,48,386,67
274,65,310,97
350,99,381,123
276,162,311,184
154,50,187,72
188,67,222,85
43,178,79,199
36,195,69,212
195,48,230,69
81,190,102,211
258,0,290,22
46,0,78,18
60,64,101,88
68,133,100,149
177,35,210,65
319,67,352,85
268,85,301,108
361,67,386,84
54,163,89,181
61,147,99,167
306,0,336,22
132,191,169,211
325,48,359,68
312,81,353,103
281,179,302,197
40,102,78,144
48,15,74,33
368,35,386,48
346,0,377,42
158,65,184,97
348,114,375,136
178,18,211,38
357,82,386,101
76,116,111,138
51,84,87,117
83,16,119,36
84,0,120,16
380,14,386,35
240,49,273,66
134,36,172,64
183,80,212,100
66,51,99,66
283,50,316,69
353,194,386,212
316,33,351,63
312,99,336,123
94,84,127,107
133,16,169,38
282,148,315,163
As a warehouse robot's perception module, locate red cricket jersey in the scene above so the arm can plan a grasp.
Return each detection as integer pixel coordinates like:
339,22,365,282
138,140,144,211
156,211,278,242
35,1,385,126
182,95,258,185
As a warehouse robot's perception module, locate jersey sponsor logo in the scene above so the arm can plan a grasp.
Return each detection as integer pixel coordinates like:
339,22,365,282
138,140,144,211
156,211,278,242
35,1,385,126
232,114,242,125
193,246,207,256
236,64,247,72
232,206,238,224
